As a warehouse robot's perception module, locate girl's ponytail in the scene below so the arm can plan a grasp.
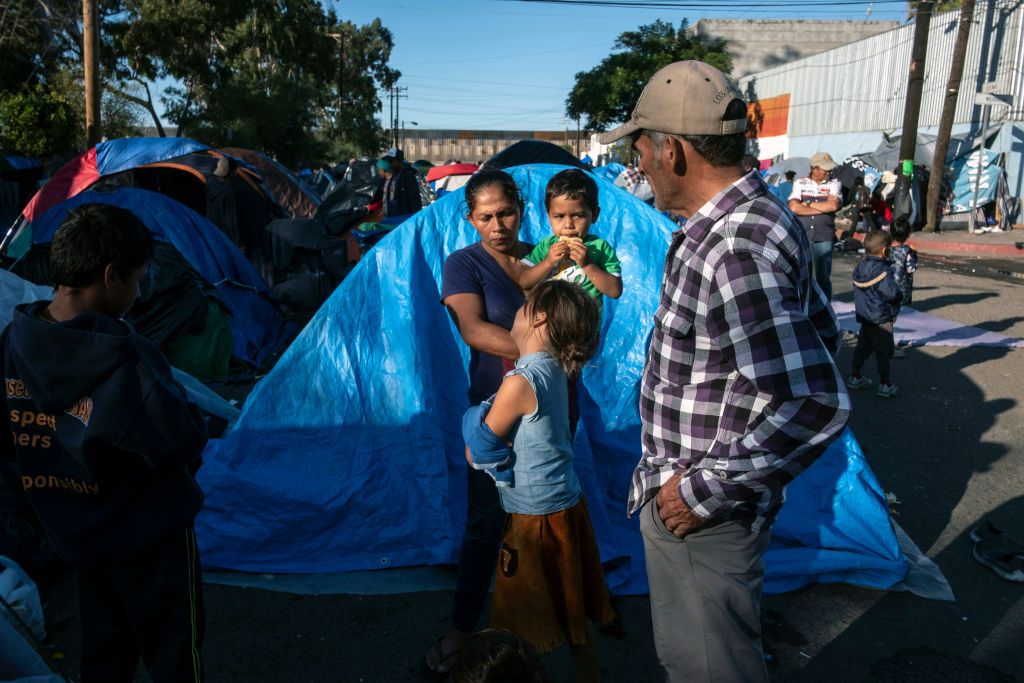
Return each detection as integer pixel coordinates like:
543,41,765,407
525,280,600,378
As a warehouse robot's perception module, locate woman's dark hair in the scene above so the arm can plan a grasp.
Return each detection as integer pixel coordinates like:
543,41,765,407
526,279,600,378
450,629,547,683
544,168,599,215
853,176,865,186
50,204,154,288
464,169,524,215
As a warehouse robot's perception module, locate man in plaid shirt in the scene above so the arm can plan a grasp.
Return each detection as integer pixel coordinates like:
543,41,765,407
600,61,850,682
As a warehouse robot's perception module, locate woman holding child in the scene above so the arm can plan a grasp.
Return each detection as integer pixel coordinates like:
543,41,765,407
423,170,532,679
424,168,619,680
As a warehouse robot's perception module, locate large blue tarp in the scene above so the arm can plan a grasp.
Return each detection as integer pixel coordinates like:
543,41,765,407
29,187,288,367
196,164,908,594
94,137,210,176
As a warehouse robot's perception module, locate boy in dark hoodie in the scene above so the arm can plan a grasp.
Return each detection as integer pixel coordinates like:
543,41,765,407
847,230,902,398
0,204,208,683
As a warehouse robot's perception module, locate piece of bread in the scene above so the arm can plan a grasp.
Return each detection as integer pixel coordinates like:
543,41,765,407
558,236,583,244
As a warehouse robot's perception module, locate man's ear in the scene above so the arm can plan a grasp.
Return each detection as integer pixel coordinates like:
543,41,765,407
669,136,688,176
102,263,118,288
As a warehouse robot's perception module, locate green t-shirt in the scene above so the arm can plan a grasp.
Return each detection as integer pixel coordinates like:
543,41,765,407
521,234,621,299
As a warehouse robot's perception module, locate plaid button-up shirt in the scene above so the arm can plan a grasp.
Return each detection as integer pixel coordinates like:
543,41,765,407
628,171,850,531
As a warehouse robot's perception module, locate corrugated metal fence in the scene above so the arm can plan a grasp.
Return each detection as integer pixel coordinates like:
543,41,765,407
399,130,580,164
738,0,1023,137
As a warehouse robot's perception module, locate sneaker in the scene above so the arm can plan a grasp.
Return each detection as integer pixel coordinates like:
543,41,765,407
973,539,1024,582
876,383,898,398
893,347,907,358
970,520,1024,555
847,376,873,389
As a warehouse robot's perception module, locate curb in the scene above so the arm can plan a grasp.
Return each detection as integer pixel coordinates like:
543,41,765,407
847,230,1024,258
907,240,1024,257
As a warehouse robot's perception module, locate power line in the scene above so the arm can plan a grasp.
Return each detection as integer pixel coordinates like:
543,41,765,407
402,73,572,90
494,0,906,7
400,42,609,66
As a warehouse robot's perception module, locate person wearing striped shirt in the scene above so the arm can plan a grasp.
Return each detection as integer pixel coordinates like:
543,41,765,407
599,61,850,683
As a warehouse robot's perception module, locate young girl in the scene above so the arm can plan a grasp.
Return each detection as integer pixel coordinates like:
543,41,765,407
889,218,918,357
463,279,615,682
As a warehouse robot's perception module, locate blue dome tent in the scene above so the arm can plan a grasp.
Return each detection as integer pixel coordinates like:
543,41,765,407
24,187,289,369
195,164,909,595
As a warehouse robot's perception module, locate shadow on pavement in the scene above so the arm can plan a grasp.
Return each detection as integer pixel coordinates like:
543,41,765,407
765,341,1021,682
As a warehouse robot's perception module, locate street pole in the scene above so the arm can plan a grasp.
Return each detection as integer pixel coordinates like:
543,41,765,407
82,0,102,146
893,0,933,225
968,104,990,235
388,87,394,150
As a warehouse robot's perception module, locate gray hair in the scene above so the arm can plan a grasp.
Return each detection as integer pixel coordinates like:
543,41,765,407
643,130,673,157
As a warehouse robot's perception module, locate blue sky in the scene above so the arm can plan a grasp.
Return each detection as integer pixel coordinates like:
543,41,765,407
159,0,912,132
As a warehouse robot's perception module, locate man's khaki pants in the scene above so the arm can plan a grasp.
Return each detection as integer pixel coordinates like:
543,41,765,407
640,498,771,682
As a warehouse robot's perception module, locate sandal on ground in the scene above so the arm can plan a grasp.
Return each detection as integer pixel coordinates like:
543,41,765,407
969,520,1024,555
972,539,1024,582
421,635,459,681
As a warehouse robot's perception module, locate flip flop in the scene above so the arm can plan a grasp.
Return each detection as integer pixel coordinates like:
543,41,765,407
973,539,1024,583
969,520,1024,555
420,635,458,681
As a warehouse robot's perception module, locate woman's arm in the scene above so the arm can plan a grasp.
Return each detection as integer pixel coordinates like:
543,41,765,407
444,293,519,360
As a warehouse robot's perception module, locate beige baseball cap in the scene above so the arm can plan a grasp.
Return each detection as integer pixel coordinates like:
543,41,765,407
810,151,838,171
598,61,747,145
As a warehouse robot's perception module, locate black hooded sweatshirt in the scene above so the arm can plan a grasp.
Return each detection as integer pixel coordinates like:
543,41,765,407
0,301,207,565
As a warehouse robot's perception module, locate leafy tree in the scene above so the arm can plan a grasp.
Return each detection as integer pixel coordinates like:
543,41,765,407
0,84,81,157
109,0,398,165
566,20,731,132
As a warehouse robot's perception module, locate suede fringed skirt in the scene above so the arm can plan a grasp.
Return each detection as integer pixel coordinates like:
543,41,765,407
489,496,617,653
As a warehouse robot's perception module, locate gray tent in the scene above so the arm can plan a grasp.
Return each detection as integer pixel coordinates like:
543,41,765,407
764,157,811,184
855,132,974,171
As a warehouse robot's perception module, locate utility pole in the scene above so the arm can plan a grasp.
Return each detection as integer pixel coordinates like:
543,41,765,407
392,86,407,149
925,0,975,232
892,0,933,226
576,117,581,157
388,87,394,149
82,0,102,146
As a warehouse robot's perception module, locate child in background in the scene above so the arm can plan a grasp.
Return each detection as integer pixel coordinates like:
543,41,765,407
464,280,616,682
519,169,622,305
888,218,919,358
0,204,208,683
847,230,903,398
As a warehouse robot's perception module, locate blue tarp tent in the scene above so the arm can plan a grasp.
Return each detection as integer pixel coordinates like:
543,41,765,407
196,164,908,594
94,137,211,177
28,187,288,367
592,163,625,182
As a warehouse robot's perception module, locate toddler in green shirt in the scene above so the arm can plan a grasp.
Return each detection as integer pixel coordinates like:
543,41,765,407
519,169,623,302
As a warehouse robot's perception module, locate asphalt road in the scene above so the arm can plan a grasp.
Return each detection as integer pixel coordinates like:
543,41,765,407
35,250,1024,682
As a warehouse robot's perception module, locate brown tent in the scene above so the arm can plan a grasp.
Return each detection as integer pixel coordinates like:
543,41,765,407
221,147,320,219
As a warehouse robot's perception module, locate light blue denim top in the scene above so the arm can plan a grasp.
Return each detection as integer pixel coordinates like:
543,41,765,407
498,351,582,515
